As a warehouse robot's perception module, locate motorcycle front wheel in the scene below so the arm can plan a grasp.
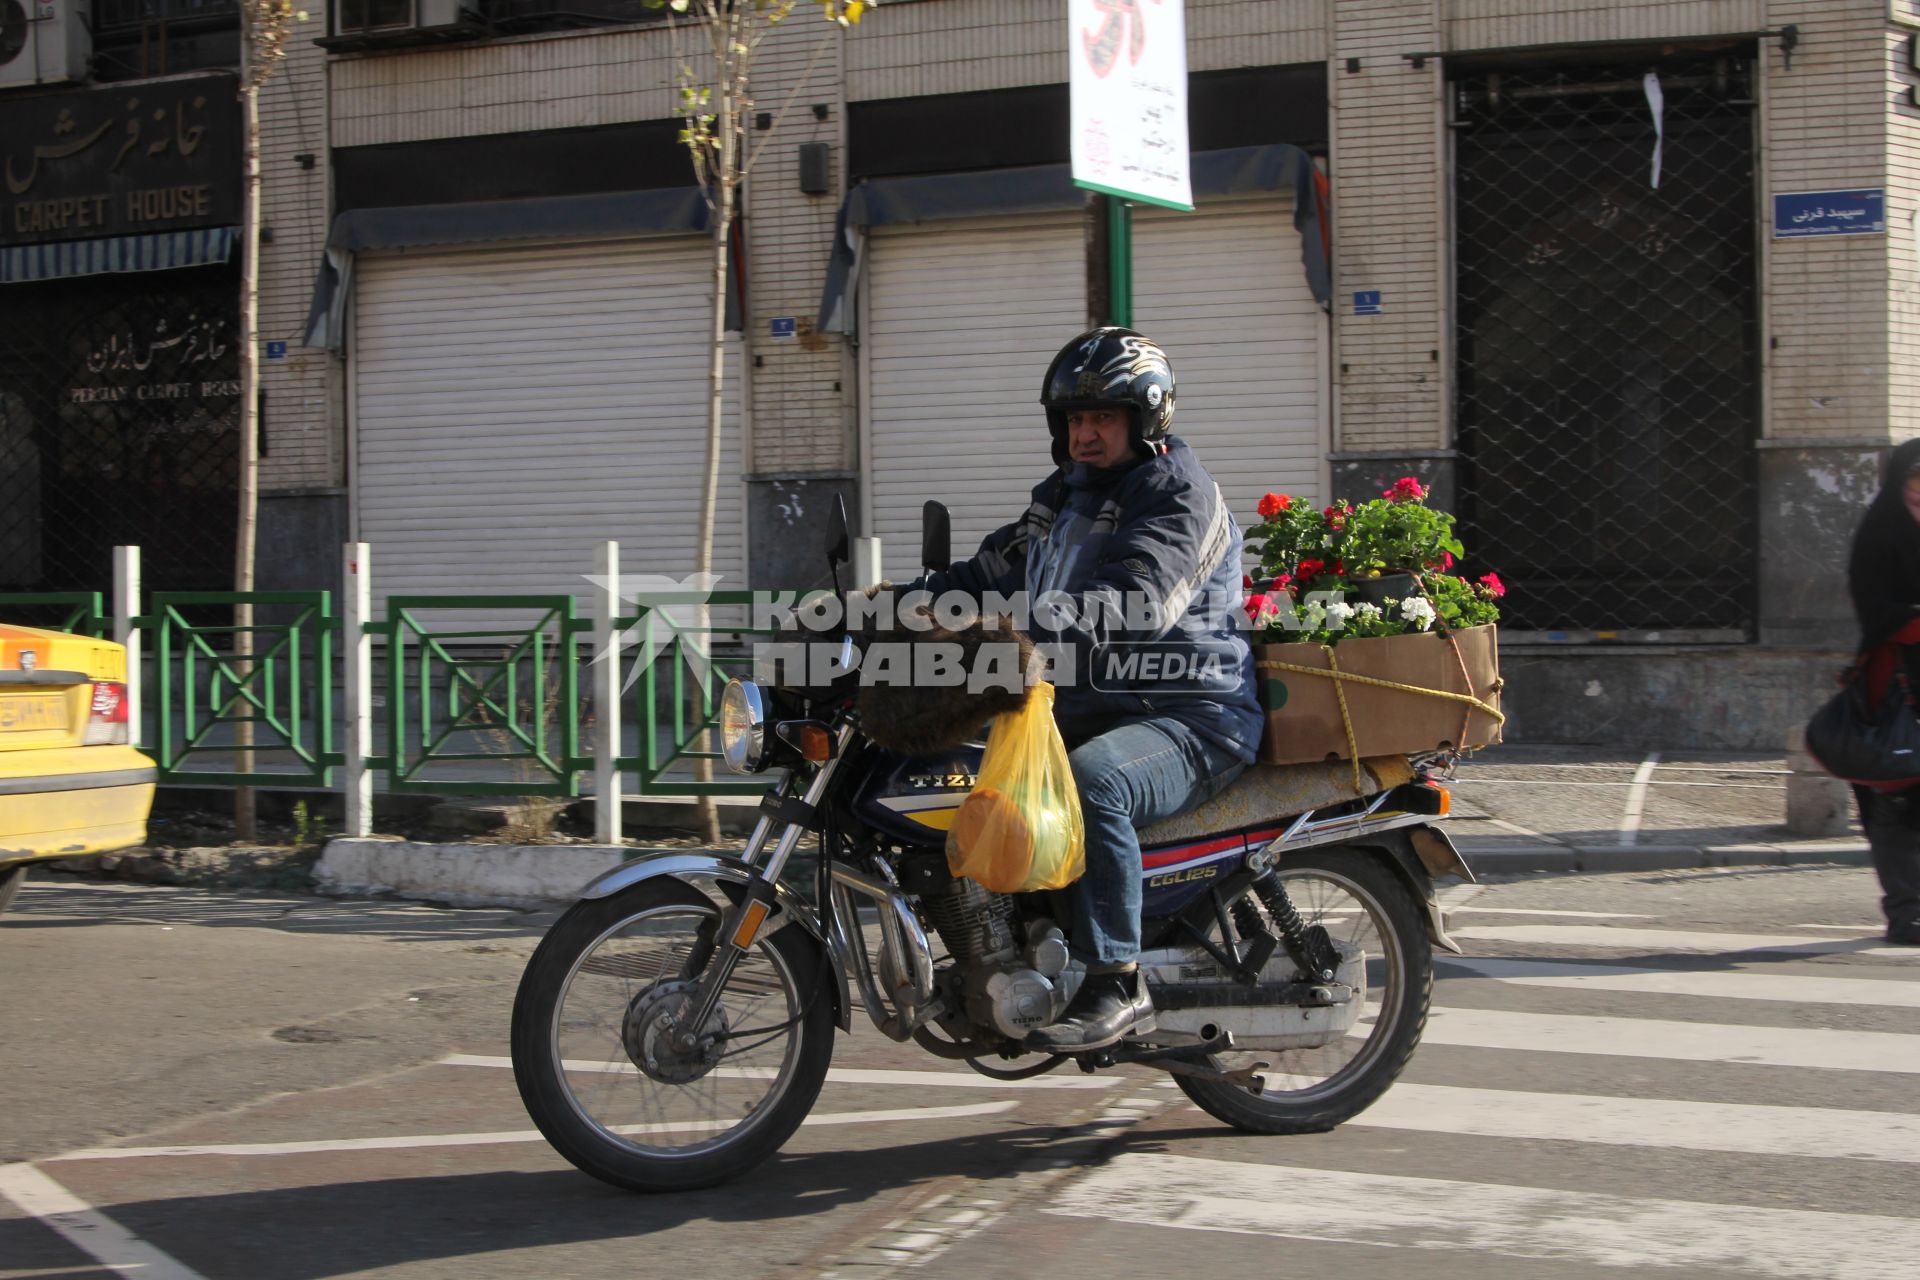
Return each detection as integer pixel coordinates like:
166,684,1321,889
1175,846,1432,1134
510,878,835,1191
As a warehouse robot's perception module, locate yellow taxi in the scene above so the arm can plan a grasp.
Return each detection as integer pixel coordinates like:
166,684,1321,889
0,624,155,912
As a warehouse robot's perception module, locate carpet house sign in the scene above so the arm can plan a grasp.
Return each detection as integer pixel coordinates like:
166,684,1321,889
1,75,241,245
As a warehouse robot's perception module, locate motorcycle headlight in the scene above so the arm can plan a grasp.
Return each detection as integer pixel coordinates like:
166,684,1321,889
720,678,769,774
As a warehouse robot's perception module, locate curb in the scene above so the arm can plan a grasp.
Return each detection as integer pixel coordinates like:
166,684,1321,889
1458,841,1872,876
317,839,635,909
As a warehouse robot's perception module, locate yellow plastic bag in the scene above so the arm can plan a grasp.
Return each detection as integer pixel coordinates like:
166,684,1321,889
945,683,1085,893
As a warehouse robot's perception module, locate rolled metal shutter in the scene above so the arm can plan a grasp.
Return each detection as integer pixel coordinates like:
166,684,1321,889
1134,197,1327,533
352,237,745,618
862,213,1085,582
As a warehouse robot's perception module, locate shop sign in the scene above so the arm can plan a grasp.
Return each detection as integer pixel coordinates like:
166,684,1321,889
1,74,240,247
63,305,240,413
1069,0,1191,211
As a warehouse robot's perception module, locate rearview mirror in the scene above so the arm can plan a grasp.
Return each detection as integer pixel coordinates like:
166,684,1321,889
921,501,951,574
826,494,851,568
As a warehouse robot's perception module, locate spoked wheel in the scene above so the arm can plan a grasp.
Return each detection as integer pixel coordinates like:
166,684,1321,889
510,878,835,1191
1175,847,1431,1134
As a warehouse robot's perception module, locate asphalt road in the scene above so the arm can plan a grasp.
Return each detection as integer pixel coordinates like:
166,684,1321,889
1,862,1912,1280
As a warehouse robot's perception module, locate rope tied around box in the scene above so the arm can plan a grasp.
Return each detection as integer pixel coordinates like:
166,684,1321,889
1256,630,1507,794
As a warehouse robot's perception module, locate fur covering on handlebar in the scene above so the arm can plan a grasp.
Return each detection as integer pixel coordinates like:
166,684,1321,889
856,612,1040,757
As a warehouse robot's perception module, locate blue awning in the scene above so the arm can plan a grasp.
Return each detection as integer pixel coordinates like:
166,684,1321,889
0,227,236,283
304,187,717,351
817,145,1330,336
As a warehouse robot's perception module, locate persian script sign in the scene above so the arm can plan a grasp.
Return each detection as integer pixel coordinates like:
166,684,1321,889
1068,0,1191,211
1,74,241,246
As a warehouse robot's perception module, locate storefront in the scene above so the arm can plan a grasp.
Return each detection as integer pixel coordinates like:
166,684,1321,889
0,74,241,599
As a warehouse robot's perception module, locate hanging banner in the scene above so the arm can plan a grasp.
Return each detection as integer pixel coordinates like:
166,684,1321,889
1069,0,1191,211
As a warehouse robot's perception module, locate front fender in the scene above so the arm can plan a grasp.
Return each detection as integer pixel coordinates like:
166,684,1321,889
581,852,850,1031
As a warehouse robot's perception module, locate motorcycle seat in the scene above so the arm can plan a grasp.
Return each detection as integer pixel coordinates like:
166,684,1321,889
1136,755,1416,848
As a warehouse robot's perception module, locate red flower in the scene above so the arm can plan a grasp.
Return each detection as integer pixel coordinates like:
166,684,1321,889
1271,572,1293,594
1257,492,1290,520
1385,476,1428,503
1242,573,1254,590
1478,572,1506,598
1425,552,1455,572
1296,558,1326,582
1244,593,1279,625
1333,558,1345,576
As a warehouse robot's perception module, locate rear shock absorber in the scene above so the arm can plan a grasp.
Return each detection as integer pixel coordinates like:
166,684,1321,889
1253,873,1341,983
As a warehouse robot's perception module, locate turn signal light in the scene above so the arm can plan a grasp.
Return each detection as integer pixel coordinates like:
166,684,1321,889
799,724,834,761
1422,782,1451,816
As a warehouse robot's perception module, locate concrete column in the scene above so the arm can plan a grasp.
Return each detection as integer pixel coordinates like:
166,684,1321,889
111,545,141,748
593,540,623,845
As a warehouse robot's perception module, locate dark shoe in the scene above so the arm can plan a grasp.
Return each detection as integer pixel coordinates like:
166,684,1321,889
1887,921,1920,946
1026,970,1156,1053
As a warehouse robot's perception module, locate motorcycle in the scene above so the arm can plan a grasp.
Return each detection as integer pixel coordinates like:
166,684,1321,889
510,499,1472,1192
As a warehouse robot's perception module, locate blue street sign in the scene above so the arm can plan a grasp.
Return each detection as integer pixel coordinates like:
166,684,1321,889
263,340,288,361
1772,189,1885,238
769,317,797,340
1353,290,1382,316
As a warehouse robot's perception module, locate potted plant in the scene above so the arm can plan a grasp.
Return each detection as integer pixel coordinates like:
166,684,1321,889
1241,479,1505,766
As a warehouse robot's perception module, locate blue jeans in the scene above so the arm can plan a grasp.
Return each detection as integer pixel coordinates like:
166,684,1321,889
1065,717,1250,967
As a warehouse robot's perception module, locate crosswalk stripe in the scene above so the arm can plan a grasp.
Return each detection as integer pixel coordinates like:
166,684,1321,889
1422,1006,1920,1073
1353,1083,1920,1162
1046,1152,1919,1279
1446,906,1652,919
51,1103,1021,1161
437,1054,1118,1089
1440,956,1920,1007
1450,923,1912,958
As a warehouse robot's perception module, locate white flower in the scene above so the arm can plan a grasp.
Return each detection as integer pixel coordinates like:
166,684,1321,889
1300,600,1328,630
1400,596,1436,631
1325,601,1354,630
1354,602,1383,622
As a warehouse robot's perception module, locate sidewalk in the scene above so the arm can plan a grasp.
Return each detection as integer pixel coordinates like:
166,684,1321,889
310,743,1869,907
1439,744,1865,875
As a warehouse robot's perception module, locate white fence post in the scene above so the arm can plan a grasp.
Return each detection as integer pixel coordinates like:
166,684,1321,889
853,536,882,588
112,545,141,747
342,542,374,838
593,540,623,845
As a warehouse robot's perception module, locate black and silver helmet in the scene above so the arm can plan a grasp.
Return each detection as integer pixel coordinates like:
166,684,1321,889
1040,326,1176,466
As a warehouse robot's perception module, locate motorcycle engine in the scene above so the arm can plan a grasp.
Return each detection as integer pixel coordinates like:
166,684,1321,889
914,865,1073,1040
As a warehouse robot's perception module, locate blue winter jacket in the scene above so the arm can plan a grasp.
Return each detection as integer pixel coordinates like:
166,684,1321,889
921,436,1262,763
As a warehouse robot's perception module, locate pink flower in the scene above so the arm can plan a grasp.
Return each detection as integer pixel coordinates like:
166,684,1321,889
1257,492,1290,520
1385,476,1428,502
1425,552,1455,572
1478,572,1506,598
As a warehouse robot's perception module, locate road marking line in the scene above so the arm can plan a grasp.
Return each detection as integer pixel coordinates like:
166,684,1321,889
1441,956,1920,1007
1444,907,1653,919
1422,1006,1920,1073
438,1054,1119,1089
0,1163,209,1280
1450,923,1918,958
1046,1152,1919,1278
1357,1083,1920,1162
50,1102,1019,1162
1618,750,1661,845
1797,923,1884,932
1451,778,1783,789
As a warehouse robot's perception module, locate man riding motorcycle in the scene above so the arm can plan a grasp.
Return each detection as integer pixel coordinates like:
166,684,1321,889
915,326,1263,1051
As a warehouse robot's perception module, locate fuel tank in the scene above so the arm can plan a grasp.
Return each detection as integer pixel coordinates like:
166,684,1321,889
850,741,986,845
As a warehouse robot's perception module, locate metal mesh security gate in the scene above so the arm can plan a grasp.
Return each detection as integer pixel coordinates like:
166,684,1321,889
0,265,239,614
1451,57,1759,639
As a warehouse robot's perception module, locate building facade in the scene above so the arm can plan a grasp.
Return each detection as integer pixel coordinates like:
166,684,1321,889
7,0,1916,750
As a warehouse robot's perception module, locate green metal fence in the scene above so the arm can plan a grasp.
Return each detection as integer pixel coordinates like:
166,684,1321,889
146,592,339,787
376,596,589,797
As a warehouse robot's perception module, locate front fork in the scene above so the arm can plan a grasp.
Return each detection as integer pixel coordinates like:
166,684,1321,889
666,723,857,1053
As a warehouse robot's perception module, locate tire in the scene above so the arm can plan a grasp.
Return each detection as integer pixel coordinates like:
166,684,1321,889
1175,846,1432,1135
0,866,25,916
510,878,835,1191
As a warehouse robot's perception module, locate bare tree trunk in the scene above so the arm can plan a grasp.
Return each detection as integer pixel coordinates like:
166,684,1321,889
233,59,263,841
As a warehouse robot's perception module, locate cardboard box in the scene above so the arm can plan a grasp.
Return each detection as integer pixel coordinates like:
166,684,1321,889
1254,624,1502,765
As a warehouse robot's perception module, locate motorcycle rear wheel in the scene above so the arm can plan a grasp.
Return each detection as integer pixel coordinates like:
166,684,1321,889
1175,846,1431,1134
511,878,835,1191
